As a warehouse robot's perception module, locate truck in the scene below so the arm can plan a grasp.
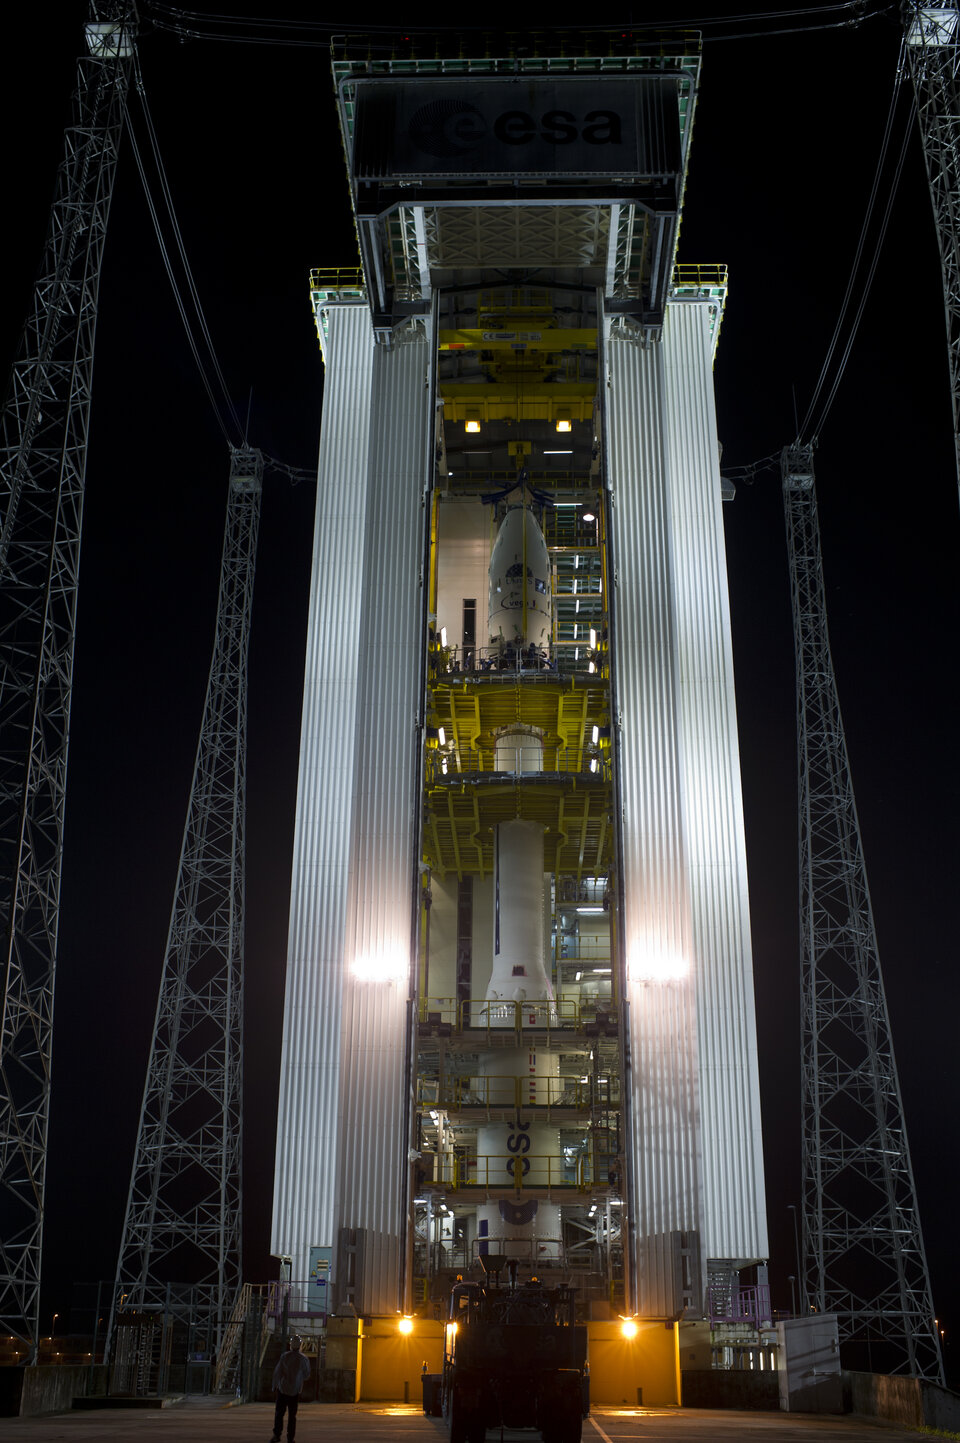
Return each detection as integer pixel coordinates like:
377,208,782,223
434,1260,589,1443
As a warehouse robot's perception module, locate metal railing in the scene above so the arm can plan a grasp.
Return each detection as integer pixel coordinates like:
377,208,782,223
267,1279,328,1328
437,1151,591,1192
418,1072,619,1111
707,1283,773,1327
418,996,618,1033
431,642,604,679
671,263,729,292
428,744,609,782
309,266,365,300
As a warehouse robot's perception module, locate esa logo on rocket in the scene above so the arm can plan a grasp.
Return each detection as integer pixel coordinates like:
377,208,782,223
409,98,623,159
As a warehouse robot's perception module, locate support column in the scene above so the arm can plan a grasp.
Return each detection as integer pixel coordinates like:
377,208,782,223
271,304,374,1281
334,323,434,1314
604,321,702,1317
661,302,767,1266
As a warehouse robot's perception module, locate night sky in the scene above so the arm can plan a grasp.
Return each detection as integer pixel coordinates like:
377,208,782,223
3,3,959,1376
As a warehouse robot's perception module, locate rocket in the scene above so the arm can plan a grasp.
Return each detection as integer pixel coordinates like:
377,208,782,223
485,489,555,1012
476,490,562,1266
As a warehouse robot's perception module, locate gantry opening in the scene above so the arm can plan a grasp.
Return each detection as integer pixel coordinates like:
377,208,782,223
416,280,621,1318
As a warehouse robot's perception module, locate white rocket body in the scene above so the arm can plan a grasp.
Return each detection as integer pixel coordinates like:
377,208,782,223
475,1043,562,1263
486,813,553,1011
475,497,562,1267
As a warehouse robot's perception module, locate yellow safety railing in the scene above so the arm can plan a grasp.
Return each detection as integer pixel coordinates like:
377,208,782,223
427,744,610,784
417,995,619,1034
462,996,578,1034
309,266,365,299
443,1152,591,1192
417,1071,619,1111
671,263,729,290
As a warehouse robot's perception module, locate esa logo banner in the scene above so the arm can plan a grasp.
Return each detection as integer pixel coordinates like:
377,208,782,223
354,78,676,179
409,98,622,158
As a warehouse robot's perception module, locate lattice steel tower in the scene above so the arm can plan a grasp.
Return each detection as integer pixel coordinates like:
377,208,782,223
112,446,261,1349
782,443,942,1380
0,4,136,1355
903,3,960,494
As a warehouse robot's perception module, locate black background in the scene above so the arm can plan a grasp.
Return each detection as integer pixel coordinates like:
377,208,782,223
2,4,958,1377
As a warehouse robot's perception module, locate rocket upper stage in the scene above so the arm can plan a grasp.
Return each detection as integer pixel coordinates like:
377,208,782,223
487,493,552,657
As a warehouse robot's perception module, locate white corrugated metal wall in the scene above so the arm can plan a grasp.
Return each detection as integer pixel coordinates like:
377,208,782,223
271,304,375,1280
333,326,433,1313
661,302,768,1265
604,320,703,1316
604,298,768,1313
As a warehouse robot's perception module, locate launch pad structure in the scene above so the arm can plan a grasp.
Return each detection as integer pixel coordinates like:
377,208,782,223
271,32,768,1371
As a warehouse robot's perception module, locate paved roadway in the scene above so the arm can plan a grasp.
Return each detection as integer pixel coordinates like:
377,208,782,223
0,1401,940,1443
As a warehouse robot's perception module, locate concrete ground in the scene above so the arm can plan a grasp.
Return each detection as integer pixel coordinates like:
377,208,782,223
0,1400,940,1443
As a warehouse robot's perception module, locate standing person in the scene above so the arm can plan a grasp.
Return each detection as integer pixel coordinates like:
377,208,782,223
272,1333,311,1443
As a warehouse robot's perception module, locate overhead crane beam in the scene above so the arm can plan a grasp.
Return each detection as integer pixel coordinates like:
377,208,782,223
0,4,136,1357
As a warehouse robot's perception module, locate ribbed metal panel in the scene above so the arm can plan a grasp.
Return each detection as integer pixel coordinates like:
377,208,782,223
661,302,768,1264
605,326,702,1316
334,327,433,1314
271,305,374,1276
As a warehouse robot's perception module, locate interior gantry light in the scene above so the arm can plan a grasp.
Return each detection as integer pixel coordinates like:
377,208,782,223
582,509,596,523
464,408,482,434
620,1316,638,1339
555,408,572,432
437,726,446,746
398,1316,414,1335
592,725,599,744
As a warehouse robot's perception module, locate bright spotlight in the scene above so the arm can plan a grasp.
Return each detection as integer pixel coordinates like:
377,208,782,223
398,1316,414,1335
627,949,688,983
352,953,405,982
620,1316,638,1339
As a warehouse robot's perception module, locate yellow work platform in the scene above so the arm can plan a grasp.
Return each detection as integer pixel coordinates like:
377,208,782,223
429,672,608,751
439,329,597,352
423,774,611,880
440,383,596,424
